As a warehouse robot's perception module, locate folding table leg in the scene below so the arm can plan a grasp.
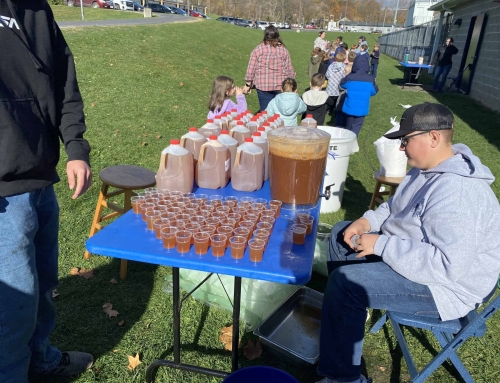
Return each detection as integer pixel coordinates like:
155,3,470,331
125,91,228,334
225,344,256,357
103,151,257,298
232,277,242,372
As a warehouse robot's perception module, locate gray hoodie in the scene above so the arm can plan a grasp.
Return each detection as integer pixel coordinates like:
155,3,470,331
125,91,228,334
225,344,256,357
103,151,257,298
364,144,500,320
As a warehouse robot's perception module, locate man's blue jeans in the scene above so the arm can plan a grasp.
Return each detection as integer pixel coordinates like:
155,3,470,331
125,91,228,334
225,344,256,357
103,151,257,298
0,186,62,382
433,64,452,91
256,89,281,112
317,221,439,382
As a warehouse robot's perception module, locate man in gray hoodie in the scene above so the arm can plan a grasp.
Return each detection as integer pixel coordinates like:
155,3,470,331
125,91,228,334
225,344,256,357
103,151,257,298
317,103,500,383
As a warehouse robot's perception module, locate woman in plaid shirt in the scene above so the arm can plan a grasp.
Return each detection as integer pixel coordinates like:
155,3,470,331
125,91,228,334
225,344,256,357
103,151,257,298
243,26,296,112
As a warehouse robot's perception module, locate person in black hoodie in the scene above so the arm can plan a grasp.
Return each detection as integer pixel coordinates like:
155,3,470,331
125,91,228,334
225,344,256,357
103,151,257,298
431,37,459,92
0,1,93,381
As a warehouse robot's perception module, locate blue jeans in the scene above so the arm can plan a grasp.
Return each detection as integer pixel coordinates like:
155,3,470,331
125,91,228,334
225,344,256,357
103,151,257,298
370,64,378,78
345,115,365,137
0,186,62,382
433,64,452,91
317,221,439,382
256,89,281,112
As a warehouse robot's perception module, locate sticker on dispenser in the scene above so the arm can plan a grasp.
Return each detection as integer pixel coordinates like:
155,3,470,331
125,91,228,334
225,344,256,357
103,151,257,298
225,158,230,172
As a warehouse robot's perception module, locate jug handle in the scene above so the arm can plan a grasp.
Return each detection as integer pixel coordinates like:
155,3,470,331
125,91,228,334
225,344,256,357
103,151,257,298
159,153,168,172
234,150,241,167
180,137,186,147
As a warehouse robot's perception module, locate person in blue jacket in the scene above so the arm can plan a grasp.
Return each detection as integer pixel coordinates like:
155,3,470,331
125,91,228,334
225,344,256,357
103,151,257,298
339,55,378,136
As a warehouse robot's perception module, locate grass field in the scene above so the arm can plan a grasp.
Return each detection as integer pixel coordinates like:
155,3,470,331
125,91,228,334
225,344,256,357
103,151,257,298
45,15,500,383
52,5,143,21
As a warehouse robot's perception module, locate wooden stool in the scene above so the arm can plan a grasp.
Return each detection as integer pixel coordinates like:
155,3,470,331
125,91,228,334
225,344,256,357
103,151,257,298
369,171,405,210
84,165,156,279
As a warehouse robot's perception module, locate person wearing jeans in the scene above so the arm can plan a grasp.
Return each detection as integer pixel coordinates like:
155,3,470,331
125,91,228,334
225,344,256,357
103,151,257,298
316,103,500,383
0,1,92,381
431,37,458,92
244,25,295,111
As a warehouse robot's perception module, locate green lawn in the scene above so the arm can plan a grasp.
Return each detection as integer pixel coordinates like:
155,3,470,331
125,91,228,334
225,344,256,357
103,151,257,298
48,22,500,383
51,4,143,21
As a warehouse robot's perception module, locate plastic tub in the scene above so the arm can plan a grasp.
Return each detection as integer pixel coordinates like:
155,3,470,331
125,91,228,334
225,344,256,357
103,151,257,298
222,366,299,383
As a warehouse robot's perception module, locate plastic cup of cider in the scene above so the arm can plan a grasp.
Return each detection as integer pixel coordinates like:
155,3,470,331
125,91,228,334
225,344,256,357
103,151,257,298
154,218,170,239
230,236,247,260
269,200,282,217
210,234,227,257
193,232,210,256
299,215,315,235
131,196,144,214
161,227,178,250
248,239,266,262
292,224,307,245
175,231,192,254
145,211,160,231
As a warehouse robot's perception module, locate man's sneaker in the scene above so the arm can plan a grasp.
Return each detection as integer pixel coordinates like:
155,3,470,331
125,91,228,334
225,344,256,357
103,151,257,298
44,351,94,377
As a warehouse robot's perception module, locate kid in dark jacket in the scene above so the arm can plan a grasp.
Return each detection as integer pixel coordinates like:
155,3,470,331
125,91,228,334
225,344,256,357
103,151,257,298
340,55,378,136
302,73,335,125
370,44,380,78
308,47,323,80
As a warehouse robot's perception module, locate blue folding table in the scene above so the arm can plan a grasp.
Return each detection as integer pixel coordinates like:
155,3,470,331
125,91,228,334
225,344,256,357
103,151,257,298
86,180,320,382
399,61,433,89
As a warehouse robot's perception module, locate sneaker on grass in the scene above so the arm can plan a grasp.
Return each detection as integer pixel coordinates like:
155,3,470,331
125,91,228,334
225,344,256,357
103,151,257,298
41,352,93,377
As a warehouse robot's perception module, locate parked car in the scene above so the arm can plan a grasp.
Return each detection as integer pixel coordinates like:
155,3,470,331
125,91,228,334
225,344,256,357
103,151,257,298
257,20,269,30
170,6,188,16
279,23,291,29
234,18,251,27
113,0,134,11
131,1,143,11
189,10,203,17
146,3,174,13
216,16,236,24
198,12,210,19
304,23,317,29
66,0,111,8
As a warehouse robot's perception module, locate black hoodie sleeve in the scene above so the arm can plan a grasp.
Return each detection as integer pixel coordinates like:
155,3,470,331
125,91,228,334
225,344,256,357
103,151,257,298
49,5,90,165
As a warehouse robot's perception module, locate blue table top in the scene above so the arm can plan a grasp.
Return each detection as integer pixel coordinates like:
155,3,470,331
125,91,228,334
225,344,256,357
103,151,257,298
86,180,320,285
399,61,432,69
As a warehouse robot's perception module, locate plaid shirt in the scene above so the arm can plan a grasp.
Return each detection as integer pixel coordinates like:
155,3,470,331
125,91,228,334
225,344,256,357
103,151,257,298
245,43,296,91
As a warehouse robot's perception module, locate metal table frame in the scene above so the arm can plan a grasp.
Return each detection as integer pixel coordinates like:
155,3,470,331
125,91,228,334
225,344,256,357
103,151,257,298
86,180,320,381
399,61,433,89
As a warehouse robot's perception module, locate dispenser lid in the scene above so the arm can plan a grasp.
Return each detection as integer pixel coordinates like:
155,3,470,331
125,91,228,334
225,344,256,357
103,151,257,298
267,127,331,160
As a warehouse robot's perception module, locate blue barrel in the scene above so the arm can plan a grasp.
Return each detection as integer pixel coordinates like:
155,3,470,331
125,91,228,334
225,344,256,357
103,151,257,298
222,366,299,383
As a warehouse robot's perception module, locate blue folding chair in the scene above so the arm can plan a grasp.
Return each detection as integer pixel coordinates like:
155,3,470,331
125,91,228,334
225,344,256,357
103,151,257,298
369,284,500,382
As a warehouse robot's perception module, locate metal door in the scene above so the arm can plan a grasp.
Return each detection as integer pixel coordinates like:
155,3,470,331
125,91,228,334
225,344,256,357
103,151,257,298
458,13,488,94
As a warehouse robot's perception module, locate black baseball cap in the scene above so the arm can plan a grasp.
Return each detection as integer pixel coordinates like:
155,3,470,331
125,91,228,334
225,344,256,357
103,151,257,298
384,102,454,139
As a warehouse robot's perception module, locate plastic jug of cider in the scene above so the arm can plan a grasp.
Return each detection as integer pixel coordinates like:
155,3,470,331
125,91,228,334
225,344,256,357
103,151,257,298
273,114,285,128
230,108,238,119
230,121,251,145
246,117,259,133
231,137,264,192
217,130,238,174
199,119,221,138
196,136,230,189
213,115,228,132
181,128,207,170
300,114,318,128
252,132,269,181
261,110,269,122
257,126,268,139
268,117,279,130
222,112,232,126
229,117,241,131
263,122,273,132
157,139,194,193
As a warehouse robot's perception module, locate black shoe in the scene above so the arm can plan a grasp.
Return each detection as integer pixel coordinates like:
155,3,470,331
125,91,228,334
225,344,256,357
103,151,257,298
40,352,93,378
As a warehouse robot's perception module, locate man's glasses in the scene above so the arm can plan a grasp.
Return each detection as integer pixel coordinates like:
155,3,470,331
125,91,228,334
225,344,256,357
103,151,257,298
400,131,429,148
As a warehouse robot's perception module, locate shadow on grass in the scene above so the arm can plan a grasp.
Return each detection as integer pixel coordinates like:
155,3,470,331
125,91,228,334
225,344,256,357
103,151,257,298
45,259,158,382
431,92,500,152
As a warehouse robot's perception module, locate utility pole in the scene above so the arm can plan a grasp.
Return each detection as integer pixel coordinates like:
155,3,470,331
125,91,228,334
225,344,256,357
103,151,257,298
382,7,388,27
345,0,348,20
392,0,400,31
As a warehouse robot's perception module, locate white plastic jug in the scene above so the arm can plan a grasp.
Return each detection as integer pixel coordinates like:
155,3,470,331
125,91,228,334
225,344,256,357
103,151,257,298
217,130,238,173
252,132,269,181
374,118,408,177
157,139,194,193
231,138,264,192
199,119,221,138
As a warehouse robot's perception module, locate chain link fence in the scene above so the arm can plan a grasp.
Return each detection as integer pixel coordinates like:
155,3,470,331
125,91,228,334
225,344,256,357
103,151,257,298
378,14,452,63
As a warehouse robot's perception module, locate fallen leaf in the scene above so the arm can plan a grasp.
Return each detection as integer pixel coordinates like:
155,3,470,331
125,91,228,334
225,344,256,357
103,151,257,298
110,278,118,284
70,267,80,275
244,339,262,360
117,320,125,326
219,325,233,351
379,366,386,372
141,142,148,146
102,302,119,318
79,268,94,279
179,82,184,86
142,134,148,137
110,63,114,66
127,353,141,370
52,289,60,299
113,349,119,353
173,105,179,109
90,103,95,107
155,135,162,139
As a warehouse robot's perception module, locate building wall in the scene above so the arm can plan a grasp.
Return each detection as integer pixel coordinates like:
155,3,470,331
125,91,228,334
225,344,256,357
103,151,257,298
446,0,500,112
